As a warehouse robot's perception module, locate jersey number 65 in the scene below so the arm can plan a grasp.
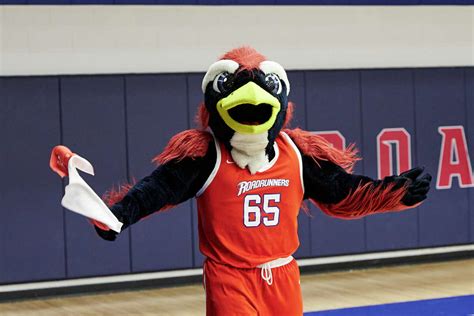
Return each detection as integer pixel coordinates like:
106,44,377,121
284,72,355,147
243,194,281,228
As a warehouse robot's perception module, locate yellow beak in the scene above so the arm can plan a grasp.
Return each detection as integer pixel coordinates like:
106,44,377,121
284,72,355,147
216,82,281,134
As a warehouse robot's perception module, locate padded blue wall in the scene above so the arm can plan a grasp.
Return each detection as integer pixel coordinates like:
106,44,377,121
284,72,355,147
415,69,471,247
361,70,419,251
61,76,131,278
125,75,193,272
467,69,474,243
0,78,66,284
0,67,472,284
306,70,366,256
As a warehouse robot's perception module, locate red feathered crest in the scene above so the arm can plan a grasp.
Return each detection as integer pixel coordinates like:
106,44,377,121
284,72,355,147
220,46,266,71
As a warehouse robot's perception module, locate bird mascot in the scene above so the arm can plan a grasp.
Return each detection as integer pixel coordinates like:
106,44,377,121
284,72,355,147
50,47,431,315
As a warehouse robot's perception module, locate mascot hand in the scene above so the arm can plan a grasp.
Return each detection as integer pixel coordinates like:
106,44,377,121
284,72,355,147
50,145,75,178
397,167,432,206
91,219,118,241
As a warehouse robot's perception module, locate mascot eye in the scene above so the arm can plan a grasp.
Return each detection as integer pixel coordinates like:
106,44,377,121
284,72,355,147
213,72,232,94
265,73,282,94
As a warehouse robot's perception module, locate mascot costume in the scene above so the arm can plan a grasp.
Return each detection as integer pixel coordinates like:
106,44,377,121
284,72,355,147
50,47,431,315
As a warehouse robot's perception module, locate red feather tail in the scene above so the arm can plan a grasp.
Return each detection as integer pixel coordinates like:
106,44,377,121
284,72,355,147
312,182,410,219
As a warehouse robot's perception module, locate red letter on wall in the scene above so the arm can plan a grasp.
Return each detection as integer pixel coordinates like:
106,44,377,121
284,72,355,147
314,131,346,151
436,126,474,189
377,128,412,178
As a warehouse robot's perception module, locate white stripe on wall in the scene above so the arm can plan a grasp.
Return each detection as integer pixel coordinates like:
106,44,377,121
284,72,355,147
0,244,472,293
0,6,473,76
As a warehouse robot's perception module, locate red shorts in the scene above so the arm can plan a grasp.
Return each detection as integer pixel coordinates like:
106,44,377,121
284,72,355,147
203,258,303,316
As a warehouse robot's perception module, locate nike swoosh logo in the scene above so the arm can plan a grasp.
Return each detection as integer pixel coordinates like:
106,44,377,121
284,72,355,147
226,159,235,164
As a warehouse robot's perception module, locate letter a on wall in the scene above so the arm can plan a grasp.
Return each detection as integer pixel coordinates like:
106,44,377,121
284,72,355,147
437,126,474,189
377,128,412,179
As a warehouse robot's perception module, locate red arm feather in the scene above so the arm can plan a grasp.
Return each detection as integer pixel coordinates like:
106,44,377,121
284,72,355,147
311,182,412,219
285,128,418,219
284,128,359,173
153,129,212,165
102,129,212,207
102,128,212,208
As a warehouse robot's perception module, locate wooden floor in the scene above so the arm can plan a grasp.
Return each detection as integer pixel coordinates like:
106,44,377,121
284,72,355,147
1,259,473,315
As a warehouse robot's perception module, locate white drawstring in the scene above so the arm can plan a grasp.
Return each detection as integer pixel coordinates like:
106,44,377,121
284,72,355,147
257,256,294,286
261,263,273,286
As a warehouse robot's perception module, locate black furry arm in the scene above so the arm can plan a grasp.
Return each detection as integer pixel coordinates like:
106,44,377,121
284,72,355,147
96,141,216,240
303,156,375,204
302,156,431,219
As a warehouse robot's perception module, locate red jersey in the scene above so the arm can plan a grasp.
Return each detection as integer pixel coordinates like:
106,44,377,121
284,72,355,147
196,132,304,268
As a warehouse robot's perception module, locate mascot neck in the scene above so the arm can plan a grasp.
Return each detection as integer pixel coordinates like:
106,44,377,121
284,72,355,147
229,132,272,175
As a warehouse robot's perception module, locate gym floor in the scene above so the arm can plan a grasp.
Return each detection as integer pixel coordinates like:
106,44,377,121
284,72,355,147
0,259,472,315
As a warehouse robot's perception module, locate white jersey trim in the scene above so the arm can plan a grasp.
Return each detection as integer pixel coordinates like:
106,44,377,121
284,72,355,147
281,131,305,195
196,133,221,197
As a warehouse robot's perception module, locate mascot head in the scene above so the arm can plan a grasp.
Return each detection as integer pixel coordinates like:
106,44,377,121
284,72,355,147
200,46,292,174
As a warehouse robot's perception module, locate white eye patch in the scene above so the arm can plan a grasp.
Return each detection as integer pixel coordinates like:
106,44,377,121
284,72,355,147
259,61,290,95
201,59,240,93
